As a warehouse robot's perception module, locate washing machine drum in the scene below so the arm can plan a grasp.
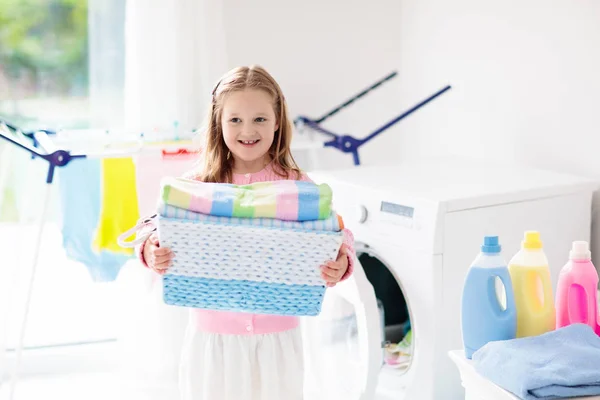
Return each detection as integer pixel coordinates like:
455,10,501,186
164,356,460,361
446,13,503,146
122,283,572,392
310,251,406,345
359,252,409,328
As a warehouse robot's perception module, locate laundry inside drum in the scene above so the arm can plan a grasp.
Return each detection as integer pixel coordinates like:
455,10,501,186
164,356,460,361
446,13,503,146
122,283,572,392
358,251,414,374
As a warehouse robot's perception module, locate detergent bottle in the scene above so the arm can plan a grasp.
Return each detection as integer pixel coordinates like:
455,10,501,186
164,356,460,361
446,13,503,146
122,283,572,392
508,231,556,337
461,236,516,359
555,241,599,330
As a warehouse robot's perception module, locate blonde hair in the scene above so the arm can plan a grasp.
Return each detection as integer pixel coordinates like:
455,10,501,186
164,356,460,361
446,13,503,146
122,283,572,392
196,65,301,183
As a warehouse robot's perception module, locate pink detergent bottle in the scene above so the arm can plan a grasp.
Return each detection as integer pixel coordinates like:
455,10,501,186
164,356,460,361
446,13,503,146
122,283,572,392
555,241,599,331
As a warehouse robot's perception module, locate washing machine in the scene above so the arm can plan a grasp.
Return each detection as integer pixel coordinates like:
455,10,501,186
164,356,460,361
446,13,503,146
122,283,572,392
301,156,598,400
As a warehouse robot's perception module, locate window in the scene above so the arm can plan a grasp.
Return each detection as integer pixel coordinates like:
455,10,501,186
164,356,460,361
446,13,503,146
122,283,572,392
0,0,126,378
0,0,125,130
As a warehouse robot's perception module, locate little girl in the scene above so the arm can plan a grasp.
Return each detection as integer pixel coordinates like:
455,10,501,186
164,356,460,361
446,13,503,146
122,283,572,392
137,65,356,400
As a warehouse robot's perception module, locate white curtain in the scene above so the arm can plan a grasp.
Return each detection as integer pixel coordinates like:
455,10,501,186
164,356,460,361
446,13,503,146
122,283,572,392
88,0,126,129
123,0,228,133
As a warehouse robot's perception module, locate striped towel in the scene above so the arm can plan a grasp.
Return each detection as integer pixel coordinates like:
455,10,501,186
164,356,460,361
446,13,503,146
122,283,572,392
159,177,333,221
158,204,345,232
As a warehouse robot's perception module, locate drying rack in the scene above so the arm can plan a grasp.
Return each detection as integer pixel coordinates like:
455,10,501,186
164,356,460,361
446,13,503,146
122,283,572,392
0,120,200,399
294,71,452,165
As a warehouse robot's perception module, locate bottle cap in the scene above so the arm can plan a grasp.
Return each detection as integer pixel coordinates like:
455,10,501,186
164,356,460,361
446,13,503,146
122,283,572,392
522,231,543,250
481,236,501,254
569,241,591,260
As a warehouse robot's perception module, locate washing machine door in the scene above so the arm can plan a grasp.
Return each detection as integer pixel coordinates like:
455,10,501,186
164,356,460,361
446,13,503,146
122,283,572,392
301,244,382,400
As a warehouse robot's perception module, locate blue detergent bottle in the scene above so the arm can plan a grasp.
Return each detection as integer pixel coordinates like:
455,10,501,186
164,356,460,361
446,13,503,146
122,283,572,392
461,236,517,359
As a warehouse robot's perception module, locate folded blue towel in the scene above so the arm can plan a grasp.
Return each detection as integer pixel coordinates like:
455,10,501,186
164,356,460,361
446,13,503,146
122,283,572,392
472,323,600,400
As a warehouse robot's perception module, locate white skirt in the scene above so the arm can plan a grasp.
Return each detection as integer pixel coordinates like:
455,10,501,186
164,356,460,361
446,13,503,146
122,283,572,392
179,321,304,400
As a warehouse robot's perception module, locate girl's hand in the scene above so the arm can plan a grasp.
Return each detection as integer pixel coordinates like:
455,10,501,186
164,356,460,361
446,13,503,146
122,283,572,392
143,233,174,275
321,244,349,287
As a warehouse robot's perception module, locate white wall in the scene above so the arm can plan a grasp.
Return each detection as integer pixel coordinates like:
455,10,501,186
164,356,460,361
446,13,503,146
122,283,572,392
396,0,600,256
397,0,600,165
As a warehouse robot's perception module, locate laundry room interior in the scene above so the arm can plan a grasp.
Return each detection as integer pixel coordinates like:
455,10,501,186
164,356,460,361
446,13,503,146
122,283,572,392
1,1,600,400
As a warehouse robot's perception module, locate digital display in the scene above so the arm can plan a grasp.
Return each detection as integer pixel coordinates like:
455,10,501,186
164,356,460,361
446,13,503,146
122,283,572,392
380,201,414,218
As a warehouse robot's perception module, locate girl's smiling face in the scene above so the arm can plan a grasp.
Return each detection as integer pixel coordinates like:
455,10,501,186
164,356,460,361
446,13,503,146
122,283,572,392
221,88,279,172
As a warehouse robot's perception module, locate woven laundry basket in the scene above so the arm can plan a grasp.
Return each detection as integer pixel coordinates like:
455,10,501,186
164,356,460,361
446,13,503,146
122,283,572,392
120,206,344,317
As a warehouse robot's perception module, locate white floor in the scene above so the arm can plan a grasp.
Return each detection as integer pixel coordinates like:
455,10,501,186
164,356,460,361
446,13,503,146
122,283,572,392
0,339,179,400
1,372,122,400
1,362,406,400
0,374,180,400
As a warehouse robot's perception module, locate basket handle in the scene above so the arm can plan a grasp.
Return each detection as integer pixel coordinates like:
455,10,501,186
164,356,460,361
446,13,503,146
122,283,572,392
117,214,157,248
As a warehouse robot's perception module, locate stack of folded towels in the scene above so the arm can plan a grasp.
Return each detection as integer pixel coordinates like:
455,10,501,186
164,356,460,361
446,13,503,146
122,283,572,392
158,177,345,231
472,323,600,400
155,177,345,316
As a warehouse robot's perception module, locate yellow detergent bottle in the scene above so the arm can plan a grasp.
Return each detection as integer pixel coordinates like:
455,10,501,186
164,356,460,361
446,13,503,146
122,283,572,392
508,231,556,337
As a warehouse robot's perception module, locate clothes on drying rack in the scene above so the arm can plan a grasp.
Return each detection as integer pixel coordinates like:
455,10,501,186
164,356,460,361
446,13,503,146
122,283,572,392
58,158,131,282
0,141,17,222
58,149,198,280
93,157,140,256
